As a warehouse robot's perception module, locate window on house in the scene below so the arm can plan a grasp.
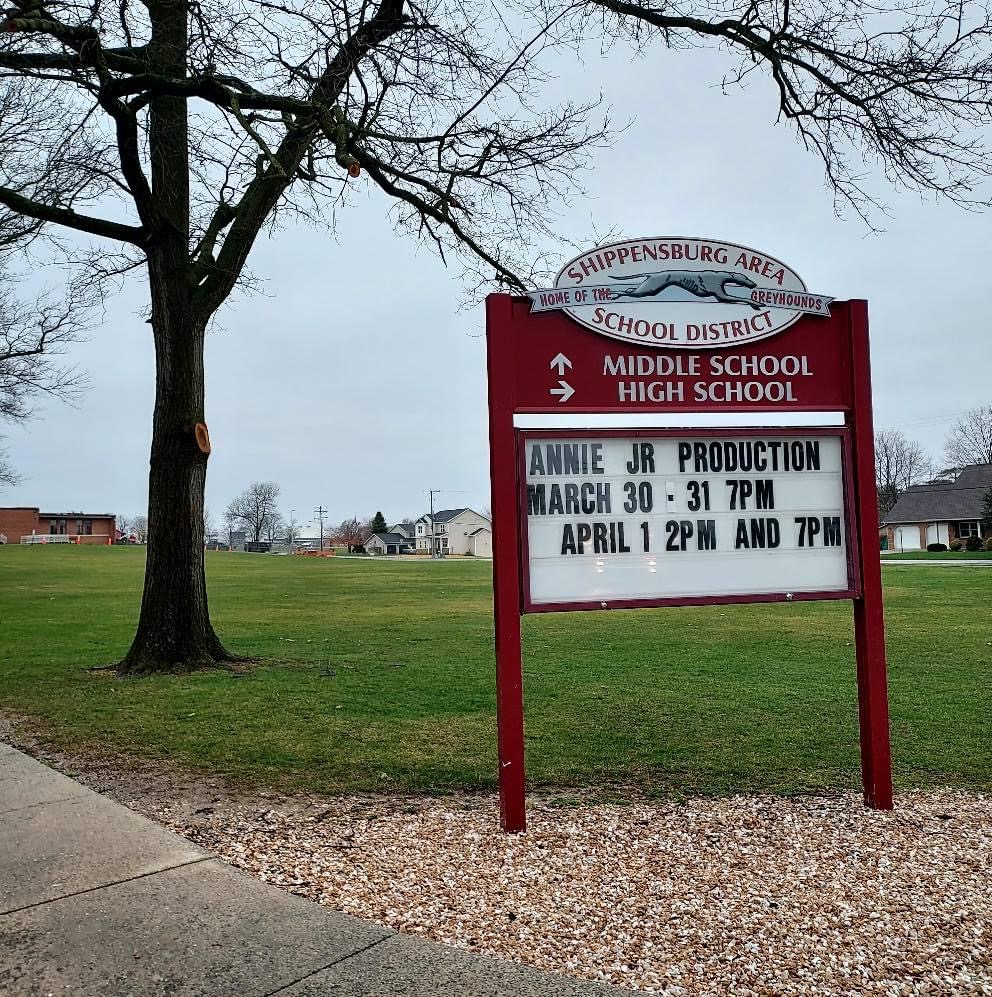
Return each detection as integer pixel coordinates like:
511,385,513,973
75,520,83,534
441,536,448,548
83,520,93,535
50,519,58,534
957,521,979,538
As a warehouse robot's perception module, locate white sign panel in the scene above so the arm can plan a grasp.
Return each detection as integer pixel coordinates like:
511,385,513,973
524,434,851,606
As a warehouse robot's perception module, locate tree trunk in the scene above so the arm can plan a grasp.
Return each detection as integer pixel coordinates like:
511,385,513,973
118,267,233,675
117,0,234,674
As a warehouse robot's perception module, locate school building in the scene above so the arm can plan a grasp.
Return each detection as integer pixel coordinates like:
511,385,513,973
0,508,117,545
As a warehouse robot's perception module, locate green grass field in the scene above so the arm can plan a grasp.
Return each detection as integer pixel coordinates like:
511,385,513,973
881,550,992,559
1,546,989,796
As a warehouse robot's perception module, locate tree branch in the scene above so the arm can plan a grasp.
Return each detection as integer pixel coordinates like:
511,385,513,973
0,185,146,246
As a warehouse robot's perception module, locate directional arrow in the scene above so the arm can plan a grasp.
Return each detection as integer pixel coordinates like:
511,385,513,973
549,352,572,375
550,380,575,403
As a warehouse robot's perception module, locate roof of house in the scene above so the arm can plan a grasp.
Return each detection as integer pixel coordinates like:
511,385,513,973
416,507,489,524
368,532,413,545
883,464,992,524
38,512,118,520
467,527,491,536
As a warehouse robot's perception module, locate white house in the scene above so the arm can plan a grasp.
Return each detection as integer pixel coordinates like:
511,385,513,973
365,530,416,555
466,526,492,557
415,508,492,555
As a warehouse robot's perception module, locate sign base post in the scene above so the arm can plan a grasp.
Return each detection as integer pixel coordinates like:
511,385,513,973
848,300,894,809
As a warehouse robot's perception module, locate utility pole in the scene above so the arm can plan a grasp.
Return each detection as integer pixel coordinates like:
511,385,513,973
428,488,443,559
289,508,295,550
314,505,327,552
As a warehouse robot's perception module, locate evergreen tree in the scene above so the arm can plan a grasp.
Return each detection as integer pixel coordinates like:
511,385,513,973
370,511,388,534
982,489,992,531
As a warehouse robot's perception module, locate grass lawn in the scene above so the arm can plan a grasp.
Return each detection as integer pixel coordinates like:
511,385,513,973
1,546,989,797
881,550,992,560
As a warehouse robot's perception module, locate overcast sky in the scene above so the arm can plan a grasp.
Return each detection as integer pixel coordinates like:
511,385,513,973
2,41,987,530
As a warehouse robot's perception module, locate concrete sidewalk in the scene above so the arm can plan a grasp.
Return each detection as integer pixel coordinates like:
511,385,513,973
0,744,628,996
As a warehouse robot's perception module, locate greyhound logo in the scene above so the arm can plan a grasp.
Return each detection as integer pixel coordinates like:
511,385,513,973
527,236,833,349
610,270,761,309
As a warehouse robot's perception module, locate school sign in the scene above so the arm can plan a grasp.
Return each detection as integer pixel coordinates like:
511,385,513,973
486,237,892,832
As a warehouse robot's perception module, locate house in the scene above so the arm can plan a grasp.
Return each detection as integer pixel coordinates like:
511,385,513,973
881,464,992,550
365,531,415,555
414,508,492,555
0,507,117,545
466,526,493,557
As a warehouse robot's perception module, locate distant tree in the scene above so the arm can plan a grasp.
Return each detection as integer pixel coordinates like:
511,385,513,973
944,406,992,468
226,481,281,543
874,430,933,519
283,519,300,545
132,515,149,543
0,444,15,488
370,511,388,534
203,508,217,543
264,514,286,543
222,511,238,547
117,514,132,539
334,516,371,553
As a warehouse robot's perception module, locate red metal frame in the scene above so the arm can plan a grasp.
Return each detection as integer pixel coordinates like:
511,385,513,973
486,293,892,832
517,426,859,614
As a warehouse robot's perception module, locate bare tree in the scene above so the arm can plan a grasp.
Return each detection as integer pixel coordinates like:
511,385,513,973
944,406,992,468
1,271,91,484
0,0,603,673
590,0,992,218
117,514,132,539
226,481,281,543
263,513,286,543
203,507,216,542
132,515,149,543
333,515,371,552
222,510,237,547
0,443,15,488
874,430,933,518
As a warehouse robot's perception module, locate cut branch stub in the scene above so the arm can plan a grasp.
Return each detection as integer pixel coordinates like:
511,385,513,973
194,423,211,454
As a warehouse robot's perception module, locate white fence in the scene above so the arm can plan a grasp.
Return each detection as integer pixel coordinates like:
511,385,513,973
20,534,73,544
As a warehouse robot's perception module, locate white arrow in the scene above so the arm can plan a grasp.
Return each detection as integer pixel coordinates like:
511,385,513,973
549,352,572,375
550,380,575,403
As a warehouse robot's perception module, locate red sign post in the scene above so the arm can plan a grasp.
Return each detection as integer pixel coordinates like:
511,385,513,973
486,292,892,833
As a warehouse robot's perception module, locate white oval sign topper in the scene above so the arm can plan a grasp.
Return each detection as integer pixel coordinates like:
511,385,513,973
527,236,833,350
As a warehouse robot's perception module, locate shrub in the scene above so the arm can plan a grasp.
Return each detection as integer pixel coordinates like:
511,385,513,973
927,543,948,552
985,537,992,551
949,539,963,551
966,534,983,552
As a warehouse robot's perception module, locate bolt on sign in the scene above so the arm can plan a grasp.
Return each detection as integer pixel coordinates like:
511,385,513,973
486,236,893,833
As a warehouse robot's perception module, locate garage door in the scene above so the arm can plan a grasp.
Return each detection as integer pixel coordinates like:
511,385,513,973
895,526,921,550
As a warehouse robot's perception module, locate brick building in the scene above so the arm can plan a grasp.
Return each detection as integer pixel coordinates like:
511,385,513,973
0,507,117,545
881,464,992,550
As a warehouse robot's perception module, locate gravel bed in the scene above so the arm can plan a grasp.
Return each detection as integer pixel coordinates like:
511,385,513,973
169,790,991,995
